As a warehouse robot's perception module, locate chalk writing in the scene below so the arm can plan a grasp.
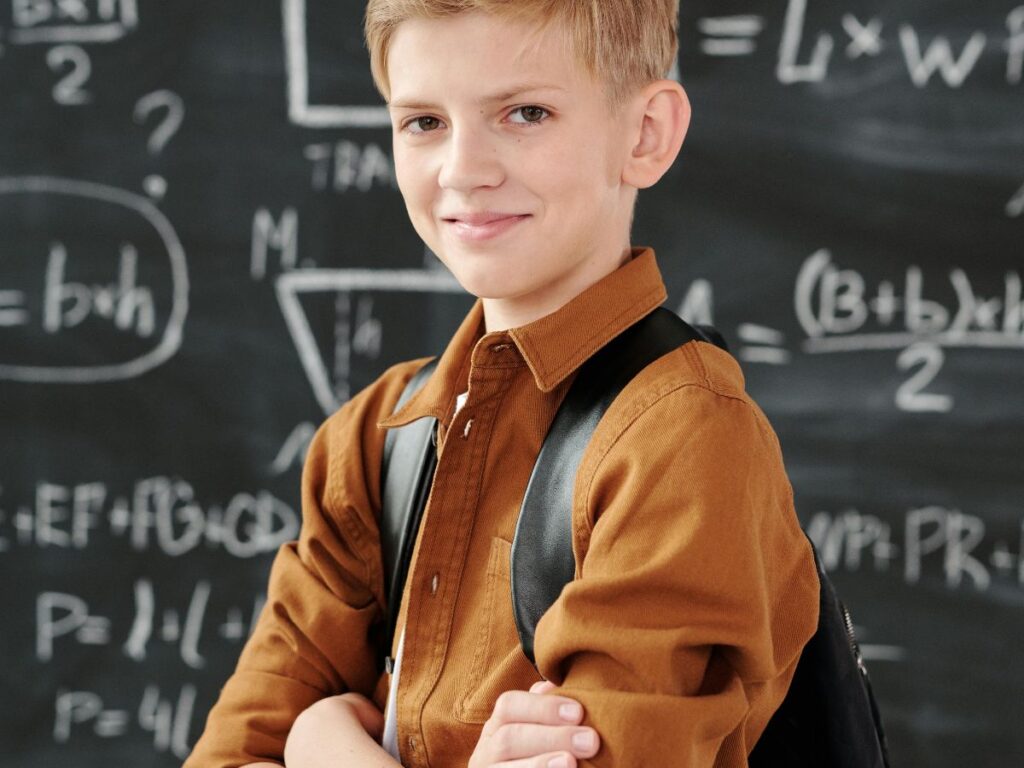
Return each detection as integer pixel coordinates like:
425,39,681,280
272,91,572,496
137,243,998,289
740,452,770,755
777,0,833,82
5,0,138,44
53,684,195,760
796,251,1024,346
37,592,111,661
677,254,1023,412
736,324,792,365
283,0,388,128
900,26,987,88
270,421,317,476
807,507,1024,592
276,267,464,414
1009,6,1024,84
123,580,209,668
793,249,1024,411
676,278,714,327
133,90,185,199
270,254,1022,416
42,241,156,337
284,0,1024,131
0,477,298,557
1008,181,1024,217
841,14,883,60
251,207,300,280
304,140,397,192
698,15,764,57
0,176,189,383
47,44,92,104
37,580,264,667
896,343,952,413
774,0,1022,87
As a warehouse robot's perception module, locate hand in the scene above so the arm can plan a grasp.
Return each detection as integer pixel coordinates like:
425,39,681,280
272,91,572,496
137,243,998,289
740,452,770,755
468,680,601,768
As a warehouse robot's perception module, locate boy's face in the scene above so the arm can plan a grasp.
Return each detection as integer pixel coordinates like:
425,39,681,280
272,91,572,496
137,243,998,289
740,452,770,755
386,12,641,331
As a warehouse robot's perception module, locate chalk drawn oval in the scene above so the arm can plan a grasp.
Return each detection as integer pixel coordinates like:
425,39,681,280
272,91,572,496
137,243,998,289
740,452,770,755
0,176,188,383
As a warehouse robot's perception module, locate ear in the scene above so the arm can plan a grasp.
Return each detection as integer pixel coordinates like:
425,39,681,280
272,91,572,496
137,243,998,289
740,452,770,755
621,80,691,189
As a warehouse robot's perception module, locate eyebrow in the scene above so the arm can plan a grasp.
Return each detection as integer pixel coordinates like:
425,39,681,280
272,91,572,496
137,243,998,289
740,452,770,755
387,82,567,110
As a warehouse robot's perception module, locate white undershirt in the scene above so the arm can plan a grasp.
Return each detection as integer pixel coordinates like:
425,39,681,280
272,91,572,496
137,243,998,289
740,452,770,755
382,389,469,761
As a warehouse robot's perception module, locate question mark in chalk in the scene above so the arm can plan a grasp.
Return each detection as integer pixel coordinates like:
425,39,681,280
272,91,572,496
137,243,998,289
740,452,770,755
134,89,185,200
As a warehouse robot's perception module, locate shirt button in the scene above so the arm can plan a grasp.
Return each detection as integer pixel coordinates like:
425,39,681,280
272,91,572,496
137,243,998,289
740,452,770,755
430,573,439,595
462,418,473,438
491,343,511,353
408,735,417,750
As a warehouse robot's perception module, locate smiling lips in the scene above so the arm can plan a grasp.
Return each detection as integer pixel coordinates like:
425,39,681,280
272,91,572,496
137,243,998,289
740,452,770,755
443,211,531,242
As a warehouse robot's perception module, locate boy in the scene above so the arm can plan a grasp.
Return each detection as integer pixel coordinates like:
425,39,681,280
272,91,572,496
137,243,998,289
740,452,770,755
186,1,819,766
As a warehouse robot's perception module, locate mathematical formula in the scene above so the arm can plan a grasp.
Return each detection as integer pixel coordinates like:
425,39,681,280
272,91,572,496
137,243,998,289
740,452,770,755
53,684,195,760
257,234,1024,417
37,578,264,668
671,251,1024,413
808,506,1024,592
0,476,298,557
0,177,188,383
795,250,1024,350
767,0,1022,88
280,0,1024,131
2,0,137,45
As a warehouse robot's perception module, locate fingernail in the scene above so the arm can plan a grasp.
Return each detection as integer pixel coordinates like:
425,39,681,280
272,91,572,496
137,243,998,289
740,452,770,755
548,756,569,768
559,703,582,721
572,730,596,751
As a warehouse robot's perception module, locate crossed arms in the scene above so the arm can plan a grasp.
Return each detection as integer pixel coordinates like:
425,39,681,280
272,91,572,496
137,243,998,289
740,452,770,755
188,380,818,767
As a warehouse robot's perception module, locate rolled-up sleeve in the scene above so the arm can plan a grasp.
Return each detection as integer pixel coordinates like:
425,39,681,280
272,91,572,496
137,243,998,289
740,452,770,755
533,383,819,767
185,365,414,767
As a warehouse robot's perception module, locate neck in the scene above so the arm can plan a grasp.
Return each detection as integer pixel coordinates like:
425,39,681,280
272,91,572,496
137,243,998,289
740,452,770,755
482,245,634,333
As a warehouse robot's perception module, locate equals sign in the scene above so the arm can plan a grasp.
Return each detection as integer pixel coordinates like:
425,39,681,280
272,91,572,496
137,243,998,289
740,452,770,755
0,291,28,327
697,16,765,57
737,324,791,364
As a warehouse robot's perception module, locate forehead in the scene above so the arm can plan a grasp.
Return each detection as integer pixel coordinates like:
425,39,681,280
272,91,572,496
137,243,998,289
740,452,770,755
386,12,597,105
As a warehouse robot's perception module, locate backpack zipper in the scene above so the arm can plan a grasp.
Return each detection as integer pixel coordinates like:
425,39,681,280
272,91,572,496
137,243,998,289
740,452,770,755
840,600,868,675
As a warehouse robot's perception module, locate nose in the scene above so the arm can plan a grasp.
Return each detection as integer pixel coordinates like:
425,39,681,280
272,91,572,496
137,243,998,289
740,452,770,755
437,125,504,192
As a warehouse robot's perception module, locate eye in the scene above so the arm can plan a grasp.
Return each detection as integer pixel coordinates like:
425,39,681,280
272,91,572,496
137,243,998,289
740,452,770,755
508,105,550,125
403,116,443,134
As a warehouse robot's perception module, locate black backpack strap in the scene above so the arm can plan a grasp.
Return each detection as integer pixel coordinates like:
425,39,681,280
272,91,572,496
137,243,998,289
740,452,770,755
509,308,889,768
380,357,439,672
510,306,713,663
375,312,716,673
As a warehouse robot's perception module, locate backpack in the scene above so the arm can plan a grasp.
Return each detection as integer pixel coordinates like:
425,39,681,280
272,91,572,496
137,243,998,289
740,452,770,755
380,306,891,767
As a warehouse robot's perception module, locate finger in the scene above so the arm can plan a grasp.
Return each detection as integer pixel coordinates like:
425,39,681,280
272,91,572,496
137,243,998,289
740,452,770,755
491,750,578,768
486,722,599,764
484,691,586,736
529,680,556,694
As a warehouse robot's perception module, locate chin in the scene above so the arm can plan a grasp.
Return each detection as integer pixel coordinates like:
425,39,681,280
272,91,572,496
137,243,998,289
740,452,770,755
452,275,524,301
442,259,524,296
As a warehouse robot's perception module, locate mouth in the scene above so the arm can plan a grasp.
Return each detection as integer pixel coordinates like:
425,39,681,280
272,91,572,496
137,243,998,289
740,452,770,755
442,213,531,243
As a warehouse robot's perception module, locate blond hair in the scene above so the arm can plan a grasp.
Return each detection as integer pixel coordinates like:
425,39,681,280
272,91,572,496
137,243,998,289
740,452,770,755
363,0,680,109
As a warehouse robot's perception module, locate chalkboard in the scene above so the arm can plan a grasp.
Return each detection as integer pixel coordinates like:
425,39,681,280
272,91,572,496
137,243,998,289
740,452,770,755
1,1,1021,766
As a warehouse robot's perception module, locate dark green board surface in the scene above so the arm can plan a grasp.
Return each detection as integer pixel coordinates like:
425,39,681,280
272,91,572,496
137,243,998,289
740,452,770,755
1,1,1022,765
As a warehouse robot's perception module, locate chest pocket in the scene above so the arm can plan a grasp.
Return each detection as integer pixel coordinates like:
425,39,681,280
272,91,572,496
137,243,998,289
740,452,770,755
455,536,539,723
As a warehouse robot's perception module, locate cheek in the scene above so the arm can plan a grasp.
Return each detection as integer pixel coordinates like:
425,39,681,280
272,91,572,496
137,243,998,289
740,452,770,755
394,151,434,211
551,138,607,195
394,165,416,204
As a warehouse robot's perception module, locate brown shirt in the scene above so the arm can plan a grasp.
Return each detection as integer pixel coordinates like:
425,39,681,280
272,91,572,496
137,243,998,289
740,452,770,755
186,247,819,768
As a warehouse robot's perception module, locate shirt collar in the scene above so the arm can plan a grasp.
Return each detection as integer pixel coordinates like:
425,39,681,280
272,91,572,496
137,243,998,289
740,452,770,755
377,246,668,429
